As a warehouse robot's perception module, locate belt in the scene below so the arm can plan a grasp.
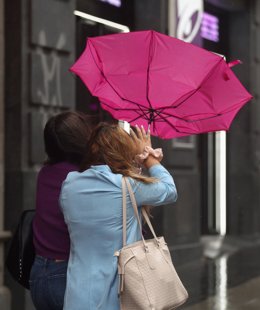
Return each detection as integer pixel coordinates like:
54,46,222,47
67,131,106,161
36,255,67,263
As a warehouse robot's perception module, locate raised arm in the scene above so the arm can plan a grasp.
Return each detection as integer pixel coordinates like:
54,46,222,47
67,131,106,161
129,125,177,207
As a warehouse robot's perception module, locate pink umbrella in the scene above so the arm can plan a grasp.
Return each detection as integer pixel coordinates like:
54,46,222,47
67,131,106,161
70,30,253,139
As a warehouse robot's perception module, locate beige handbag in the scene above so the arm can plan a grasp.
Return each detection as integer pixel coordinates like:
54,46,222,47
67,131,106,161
115,177,188,310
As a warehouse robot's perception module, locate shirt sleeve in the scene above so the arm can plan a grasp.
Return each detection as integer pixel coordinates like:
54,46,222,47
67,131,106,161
130,164,178,207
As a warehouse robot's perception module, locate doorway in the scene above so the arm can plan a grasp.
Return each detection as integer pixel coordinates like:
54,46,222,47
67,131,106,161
74,10,129,120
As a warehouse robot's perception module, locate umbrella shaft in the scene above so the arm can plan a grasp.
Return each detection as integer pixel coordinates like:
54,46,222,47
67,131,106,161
149,111,155,124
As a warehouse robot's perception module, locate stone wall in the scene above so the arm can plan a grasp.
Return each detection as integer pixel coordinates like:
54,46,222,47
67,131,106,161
0,0,11,308
4,1,76,309
226,0,260,237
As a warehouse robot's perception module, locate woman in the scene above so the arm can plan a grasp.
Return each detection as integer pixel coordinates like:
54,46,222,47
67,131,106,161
29,111,93,310
60,123,178,310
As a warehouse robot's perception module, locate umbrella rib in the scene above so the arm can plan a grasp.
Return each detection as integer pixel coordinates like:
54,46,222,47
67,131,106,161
101,98,224,124
121,110,172,137
155,112,198,135
101,101,151,121
151,110,180,133
146,31,154,111
153,108,224,127
156,109,223,123
160,56,225,110
156,111,223,123
129,113,150,124
129,109,220,136
88,41,149,110
152,110,179,134
100,102,148,112
125,112,162,137
126,105,153,123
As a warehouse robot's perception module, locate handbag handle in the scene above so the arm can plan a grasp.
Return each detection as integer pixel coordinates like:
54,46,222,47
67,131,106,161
122,177,159,248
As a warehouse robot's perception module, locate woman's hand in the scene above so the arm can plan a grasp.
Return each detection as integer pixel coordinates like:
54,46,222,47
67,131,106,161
130,125,162,169
130,125,151,154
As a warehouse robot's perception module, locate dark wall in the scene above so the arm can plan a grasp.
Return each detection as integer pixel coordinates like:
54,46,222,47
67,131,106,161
4,1,76,309
77,0,134,29
134,0,167,32
227,1,260,237
204,0,260,237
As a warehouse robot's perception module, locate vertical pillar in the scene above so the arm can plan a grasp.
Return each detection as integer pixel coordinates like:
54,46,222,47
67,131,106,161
227,1,260,237
0,0,11,308
247,0,260,234
4,0,76,309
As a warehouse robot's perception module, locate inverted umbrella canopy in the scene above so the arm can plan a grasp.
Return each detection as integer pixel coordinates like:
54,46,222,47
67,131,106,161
70,30,253,139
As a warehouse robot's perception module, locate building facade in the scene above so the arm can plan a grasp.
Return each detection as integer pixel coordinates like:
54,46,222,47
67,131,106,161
1,0,260,309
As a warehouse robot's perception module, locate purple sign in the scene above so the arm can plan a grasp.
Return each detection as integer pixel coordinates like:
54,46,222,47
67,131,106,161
174,0,204,44
201,12,219,42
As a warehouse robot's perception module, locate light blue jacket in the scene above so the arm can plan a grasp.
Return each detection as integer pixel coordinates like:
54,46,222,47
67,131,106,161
60,164,177,310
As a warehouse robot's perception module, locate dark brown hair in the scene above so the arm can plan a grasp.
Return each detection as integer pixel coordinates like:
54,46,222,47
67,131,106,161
44,111,92,165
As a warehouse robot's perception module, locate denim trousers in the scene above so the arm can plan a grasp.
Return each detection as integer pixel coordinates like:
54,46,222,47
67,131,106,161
29,255,68,310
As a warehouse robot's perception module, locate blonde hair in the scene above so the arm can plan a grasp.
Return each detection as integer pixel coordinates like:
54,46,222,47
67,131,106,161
81,122,155,184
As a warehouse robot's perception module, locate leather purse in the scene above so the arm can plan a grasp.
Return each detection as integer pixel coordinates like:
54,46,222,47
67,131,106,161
6,209,35,289
115,177,188,310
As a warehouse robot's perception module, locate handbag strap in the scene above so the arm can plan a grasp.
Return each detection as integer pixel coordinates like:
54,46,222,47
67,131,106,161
122,176,127,246
122,177,159,248
124,178,159,241
122,177,146,247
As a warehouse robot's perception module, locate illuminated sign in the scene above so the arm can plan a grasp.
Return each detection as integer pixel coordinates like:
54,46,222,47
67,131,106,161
99,0,121,7
201,12,219,42
175,0,204,43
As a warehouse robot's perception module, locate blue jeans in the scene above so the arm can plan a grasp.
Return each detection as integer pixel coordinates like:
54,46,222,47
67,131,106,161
29,255,68,310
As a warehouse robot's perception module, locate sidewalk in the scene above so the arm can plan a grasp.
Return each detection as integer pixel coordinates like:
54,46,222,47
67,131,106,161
177,236,260,310
183,276,260,310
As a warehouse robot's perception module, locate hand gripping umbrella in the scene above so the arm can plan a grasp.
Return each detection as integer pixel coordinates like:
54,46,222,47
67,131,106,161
70,30,253,139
